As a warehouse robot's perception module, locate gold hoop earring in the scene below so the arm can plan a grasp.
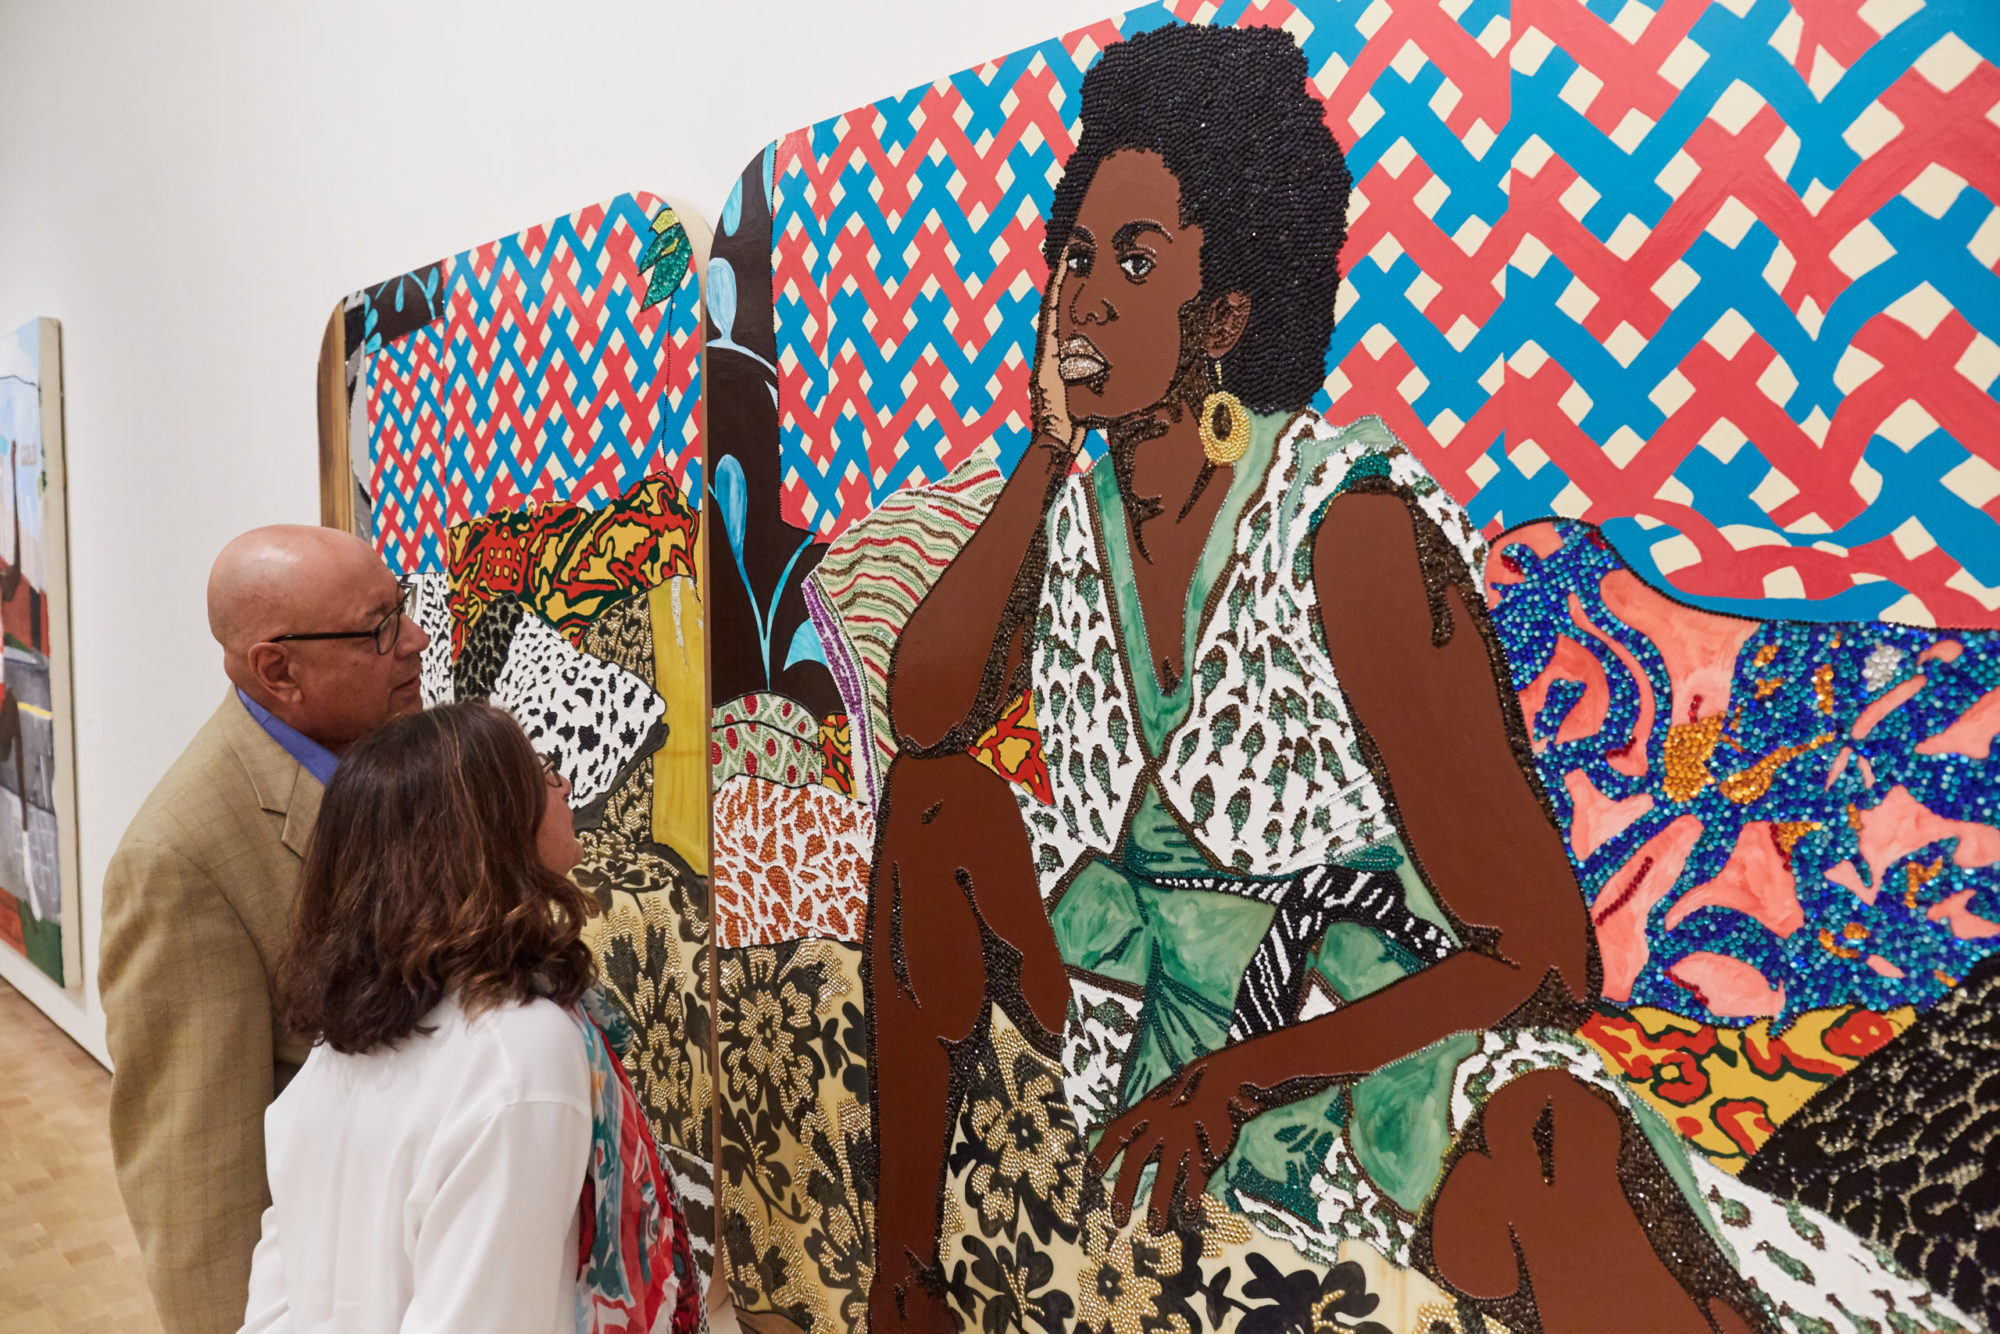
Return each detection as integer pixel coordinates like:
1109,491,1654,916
1199,360,1250,466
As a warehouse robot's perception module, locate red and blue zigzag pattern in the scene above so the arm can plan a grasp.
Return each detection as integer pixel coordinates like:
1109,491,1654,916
366,192,703,575
770,0,2000,627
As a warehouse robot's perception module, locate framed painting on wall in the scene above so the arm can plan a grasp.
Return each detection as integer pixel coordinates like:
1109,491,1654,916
0,317,81,990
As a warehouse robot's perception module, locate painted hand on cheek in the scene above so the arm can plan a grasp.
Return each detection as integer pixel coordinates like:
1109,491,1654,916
1031,246,1083,452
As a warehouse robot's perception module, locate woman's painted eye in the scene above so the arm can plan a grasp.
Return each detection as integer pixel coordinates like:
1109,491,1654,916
1066,250,1093,275
1118,252,1154,279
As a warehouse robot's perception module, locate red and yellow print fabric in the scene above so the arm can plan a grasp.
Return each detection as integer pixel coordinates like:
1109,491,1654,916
817,715,855,797
1583,1003,1914,1172
968,689,1054,806
448,474,698,653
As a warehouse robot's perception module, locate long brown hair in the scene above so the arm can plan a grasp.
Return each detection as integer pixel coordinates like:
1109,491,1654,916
277,700,596,1054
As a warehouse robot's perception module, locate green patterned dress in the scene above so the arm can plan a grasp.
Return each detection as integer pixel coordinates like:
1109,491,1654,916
1017,409,1706,1262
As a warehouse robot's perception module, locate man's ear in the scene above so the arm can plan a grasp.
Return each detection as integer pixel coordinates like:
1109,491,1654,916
244,642,304,705
1203,291,1252,362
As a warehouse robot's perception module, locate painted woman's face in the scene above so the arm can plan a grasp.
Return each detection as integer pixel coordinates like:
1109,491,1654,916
1055,149,1206,425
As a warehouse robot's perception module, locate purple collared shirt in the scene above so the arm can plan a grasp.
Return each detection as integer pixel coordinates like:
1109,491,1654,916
236,688,340,786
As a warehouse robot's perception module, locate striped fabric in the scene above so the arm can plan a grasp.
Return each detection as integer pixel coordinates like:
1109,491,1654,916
1150,863,1459,1041
805,444,1007,804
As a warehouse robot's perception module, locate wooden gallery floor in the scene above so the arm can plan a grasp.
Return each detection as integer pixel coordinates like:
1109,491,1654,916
0,979,161,1333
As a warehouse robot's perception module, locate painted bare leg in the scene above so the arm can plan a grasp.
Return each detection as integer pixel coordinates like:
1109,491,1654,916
865,752,1069,1332
1429,1070,1761,1334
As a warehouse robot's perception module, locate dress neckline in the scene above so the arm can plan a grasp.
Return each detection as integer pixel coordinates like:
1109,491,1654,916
1087,410,1289,758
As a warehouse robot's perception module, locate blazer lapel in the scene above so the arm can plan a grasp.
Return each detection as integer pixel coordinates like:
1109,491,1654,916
216,689,324,858
280,778,322,860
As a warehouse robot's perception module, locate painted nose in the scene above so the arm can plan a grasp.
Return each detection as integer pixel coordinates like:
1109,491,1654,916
1068,278,1114,327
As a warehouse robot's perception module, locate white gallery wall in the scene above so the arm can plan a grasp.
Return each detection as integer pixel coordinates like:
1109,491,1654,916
0,0,1116,1063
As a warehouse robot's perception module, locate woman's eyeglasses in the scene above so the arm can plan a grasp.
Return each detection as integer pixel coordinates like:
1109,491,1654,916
269,581,413,656
539,752,564,788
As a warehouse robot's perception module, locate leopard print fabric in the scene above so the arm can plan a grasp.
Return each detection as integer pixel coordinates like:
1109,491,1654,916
453,595,525,701
1742,954,2000,1329
1018,412,1488,902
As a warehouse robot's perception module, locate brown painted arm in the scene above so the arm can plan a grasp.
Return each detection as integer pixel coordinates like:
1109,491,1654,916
887,433,1074,751
1231,486,1596,1077
1312,486,1594,997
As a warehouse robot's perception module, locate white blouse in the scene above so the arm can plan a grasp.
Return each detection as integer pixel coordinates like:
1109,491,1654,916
238,994,594,1334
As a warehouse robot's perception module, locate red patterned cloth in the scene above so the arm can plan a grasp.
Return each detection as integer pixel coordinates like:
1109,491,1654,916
572,995,704,1334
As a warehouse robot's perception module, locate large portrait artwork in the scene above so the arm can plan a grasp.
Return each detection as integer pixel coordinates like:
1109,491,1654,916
316,193,721,1280
705,5,2000,1334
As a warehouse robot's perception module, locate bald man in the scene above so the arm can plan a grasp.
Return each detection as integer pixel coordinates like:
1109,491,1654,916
100,525,429,1334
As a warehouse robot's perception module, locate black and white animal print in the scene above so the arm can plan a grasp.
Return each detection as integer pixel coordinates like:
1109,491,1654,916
490,613,666,806
409,572,455,707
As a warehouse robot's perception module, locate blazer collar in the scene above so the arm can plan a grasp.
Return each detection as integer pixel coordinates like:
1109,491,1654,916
218,688,325,858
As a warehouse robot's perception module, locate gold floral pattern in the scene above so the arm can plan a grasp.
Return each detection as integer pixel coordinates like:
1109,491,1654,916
723,1180,826,1332
800,1098,875,1334
935,1011,1477,1334
721,946,830,1125
717,942,872,1329
710,950,1477,1334
586,862,711,1155
955,1021,1088,1244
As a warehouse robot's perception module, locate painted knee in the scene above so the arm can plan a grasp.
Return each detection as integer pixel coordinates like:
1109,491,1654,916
1431,1071,1625,1299
1429,1148,1520,1300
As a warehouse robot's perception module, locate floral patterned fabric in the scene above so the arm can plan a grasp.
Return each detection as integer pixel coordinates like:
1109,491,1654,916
714,941,874,1334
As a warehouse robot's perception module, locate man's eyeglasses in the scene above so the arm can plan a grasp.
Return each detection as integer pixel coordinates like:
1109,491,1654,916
270,581,412,656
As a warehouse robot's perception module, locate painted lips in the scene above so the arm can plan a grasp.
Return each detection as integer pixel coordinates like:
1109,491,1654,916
1057,336,1108,383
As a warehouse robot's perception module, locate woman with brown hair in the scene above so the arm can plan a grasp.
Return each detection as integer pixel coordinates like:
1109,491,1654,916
237,701,701,1334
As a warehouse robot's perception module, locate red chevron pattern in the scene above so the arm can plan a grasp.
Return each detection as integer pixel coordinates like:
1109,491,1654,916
1498,0,2000,626
366,194,702,575
771,24,1121,538
1288,0,1516,517
767,0,2000,626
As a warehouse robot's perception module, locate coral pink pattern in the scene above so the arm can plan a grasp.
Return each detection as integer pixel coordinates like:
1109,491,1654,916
712,776,873,949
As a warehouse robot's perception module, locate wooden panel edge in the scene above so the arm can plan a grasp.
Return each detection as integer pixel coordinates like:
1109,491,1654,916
38,319,84,990
315,301,354,533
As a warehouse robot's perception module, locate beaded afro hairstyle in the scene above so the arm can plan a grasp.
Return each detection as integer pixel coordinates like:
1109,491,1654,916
1043,22,1352,415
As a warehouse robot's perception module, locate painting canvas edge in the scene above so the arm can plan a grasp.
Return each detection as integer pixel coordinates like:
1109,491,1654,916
38,317,82,990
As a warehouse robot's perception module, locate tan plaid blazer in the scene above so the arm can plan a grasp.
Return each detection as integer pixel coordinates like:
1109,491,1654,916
99,690,320,1334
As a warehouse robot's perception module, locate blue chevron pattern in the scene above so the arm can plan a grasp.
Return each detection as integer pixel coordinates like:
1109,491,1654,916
364,192,703,575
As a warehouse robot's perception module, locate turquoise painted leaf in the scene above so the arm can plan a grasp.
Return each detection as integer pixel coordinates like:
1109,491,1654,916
721,177,744,237
706,257,737,343
784,620,827,672
713,454,748,568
